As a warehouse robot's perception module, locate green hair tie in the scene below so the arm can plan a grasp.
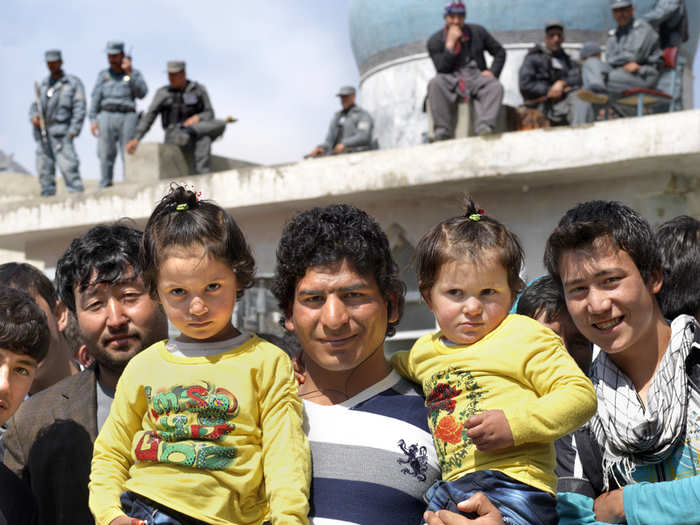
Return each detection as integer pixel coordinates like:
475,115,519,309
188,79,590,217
176,203,189,211
468,213,481,221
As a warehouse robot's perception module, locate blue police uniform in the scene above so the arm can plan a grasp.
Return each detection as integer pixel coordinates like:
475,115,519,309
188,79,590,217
30,49,86,196
88,41,147,187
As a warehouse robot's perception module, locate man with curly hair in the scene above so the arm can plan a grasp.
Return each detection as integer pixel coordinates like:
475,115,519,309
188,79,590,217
272,204,439,524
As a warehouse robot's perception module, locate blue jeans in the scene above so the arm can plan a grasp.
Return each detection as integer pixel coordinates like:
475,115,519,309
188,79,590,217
120,492,209,525
425,470,558,525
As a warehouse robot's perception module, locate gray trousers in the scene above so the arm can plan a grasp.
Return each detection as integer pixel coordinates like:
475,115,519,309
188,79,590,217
582,57,660,94
165,119,227,174
538,90,594,127
35,133,84,196
578,57,661,120
428,65,504,136
97,111,138,188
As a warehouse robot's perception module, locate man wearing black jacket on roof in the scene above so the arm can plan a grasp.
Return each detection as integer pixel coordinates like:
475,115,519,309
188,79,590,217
426,1,505,138
519,20,591,126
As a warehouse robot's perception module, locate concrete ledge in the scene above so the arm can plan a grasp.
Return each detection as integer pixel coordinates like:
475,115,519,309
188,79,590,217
124,142,259,183
1,110,699,241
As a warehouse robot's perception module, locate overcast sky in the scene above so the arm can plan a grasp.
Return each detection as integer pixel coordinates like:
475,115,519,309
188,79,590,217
1,1,698,182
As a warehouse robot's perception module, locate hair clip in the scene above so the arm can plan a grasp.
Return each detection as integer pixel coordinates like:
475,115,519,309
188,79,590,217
176,203,189,211
468,209,485,221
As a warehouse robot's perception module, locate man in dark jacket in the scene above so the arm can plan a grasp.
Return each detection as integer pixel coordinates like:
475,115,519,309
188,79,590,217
126,60,227,174
519,21,591,126
426,1,505,138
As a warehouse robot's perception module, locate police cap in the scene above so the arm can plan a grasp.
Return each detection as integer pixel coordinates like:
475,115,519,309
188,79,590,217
105,41,125,54
545,20,564,32
167,60,186,73
336,86,356,96
610,0,633,9
44,49,62,62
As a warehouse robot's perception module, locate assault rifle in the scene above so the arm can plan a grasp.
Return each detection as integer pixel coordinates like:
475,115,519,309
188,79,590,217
33,81,48,147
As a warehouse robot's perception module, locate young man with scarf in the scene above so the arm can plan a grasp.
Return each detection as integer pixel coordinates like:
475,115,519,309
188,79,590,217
544,200,700,525
426,1,505,139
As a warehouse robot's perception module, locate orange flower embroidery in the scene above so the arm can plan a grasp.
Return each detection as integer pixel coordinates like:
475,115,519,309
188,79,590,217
434,415,463,444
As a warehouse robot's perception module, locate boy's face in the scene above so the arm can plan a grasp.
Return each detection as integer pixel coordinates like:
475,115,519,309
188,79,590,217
0,347,37,425
535,309,592,373
558,238,662,359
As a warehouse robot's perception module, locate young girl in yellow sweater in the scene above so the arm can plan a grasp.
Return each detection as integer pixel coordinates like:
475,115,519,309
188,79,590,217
89,185,310,525
392,198,596,525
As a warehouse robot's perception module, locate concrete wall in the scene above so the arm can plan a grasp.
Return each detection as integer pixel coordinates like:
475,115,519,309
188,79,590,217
3,110,699,280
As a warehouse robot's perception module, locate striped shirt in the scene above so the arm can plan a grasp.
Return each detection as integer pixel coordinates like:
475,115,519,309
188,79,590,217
303,371,440,525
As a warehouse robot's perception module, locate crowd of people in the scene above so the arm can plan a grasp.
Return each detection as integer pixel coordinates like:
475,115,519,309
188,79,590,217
0,182,699,524
12,1,696,524
29,1,688,196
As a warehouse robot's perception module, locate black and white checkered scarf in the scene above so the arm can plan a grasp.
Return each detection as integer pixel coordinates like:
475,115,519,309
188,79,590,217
588,315,698,489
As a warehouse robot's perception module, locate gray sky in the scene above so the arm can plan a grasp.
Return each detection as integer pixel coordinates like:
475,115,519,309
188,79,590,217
1,1,698,182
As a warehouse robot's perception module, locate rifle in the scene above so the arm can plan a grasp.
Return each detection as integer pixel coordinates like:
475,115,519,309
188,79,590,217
522,86,574,107
33,81,48,147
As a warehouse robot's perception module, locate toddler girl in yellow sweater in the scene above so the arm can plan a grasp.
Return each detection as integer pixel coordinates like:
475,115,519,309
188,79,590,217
392,198,596,525
89,186,310,525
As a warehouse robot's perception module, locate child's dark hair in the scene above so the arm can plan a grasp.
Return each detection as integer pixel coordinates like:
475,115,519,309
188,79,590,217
0,285,50,362
544,200,660,284
516,276,566,323
141,185,255,299
415,197,524,298
655,215,700,319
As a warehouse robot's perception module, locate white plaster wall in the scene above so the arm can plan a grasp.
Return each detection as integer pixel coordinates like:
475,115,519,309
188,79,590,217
20,172,685,290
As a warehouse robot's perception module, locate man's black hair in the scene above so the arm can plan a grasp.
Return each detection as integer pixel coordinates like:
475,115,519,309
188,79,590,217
655,215,700,319
55,223,143,313
0,286,50,362
516,276,566,323
544,200,660,284
272,204,405,337
0,262,58,310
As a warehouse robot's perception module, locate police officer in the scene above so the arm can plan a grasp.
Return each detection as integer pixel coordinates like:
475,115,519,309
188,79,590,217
308,86,374,158
89,41,147,188
30,49,86,196
640,0,688,48
577,0,663,109
125,61,224,174
518,21,590,126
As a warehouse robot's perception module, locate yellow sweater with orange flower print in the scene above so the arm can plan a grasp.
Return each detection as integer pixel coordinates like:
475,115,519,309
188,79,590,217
391,314,596,495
